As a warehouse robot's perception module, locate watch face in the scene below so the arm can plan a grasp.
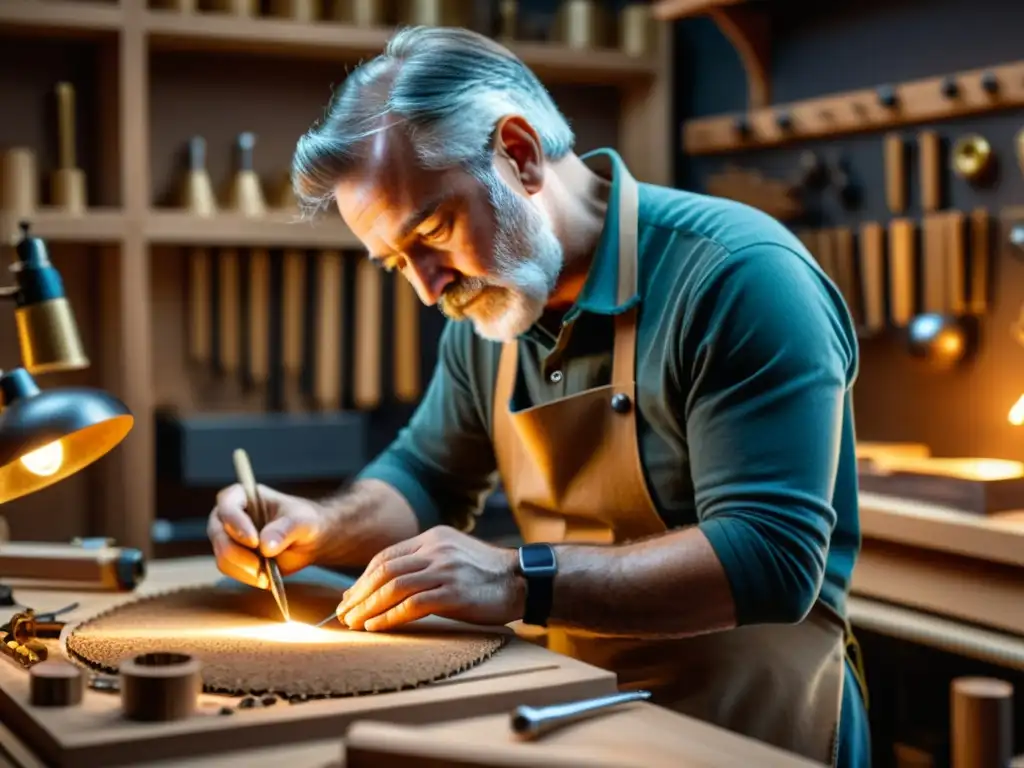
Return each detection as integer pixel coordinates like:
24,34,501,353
519,544,556,573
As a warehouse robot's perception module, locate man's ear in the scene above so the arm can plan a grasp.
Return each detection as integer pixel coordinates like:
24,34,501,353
491,116,544,194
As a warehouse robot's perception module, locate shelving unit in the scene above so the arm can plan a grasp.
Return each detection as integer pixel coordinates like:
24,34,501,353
0,1,674,555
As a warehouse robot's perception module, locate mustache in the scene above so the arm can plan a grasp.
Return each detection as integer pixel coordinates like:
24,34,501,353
439,278,490,319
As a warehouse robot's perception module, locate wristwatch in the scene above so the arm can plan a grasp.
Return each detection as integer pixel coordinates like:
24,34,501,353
517,543,558,627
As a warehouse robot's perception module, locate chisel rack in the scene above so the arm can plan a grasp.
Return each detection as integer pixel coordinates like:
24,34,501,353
0,0,674,553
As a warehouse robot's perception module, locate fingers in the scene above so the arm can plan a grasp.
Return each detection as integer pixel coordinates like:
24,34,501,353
215,484,258,548
208,513,267,588
336,550,429,620
341,564,440,630
259,513,307,559
363,589,447,632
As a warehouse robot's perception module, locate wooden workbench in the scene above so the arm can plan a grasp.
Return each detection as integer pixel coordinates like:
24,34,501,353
0,558,821,768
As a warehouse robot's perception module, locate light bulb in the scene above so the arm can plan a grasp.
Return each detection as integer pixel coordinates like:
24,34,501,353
1009,394,1024,427
20,440,64,477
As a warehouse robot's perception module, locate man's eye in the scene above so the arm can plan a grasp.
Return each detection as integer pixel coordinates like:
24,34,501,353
422,218,451,243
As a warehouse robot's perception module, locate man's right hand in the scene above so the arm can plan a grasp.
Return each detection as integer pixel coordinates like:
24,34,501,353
207,484,331,589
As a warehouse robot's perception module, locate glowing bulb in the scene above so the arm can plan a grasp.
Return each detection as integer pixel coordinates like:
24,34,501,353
20,440,64,477
1010,394,1024,427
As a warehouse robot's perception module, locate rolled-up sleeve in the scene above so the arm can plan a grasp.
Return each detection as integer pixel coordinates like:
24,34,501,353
357,320,497,532
684,243,857,626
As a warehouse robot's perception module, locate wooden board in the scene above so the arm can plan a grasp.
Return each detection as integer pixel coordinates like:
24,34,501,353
343,701,825,768
0,559,616,768
683,59,1024,155
858,471,1024,515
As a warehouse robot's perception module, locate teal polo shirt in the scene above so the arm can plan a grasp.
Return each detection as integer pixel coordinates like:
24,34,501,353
357,147,869,765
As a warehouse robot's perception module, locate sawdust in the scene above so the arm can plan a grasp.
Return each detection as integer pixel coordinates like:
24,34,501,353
66,583,508,699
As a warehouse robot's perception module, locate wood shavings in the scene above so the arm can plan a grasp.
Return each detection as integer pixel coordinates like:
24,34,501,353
65,582,507,700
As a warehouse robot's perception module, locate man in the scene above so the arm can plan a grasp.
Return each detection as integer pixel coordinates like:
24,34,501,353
208,26,869,767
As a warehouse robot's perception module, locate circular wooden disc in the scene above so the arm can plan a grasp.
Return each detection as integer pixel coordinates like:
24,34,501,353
67,583,507,699
121,652,202,722
30,660,85,707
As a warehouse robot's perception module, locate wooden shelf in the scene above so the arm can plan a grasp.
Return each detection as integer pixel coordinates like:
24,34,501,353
0,0,122,36
145,210,362,249
1,209,125,244
143,11,658,85
684,58,1024,155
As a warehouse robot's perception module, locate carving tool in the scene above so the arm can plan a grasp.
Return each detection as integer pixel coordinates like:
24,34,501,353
858,222,885,334
313,612,336,628
883,132,907,214
231,449,290,622
393,275,421,402
226,132,266,218
888,219,916,327
179,136,216,217
282,248,308,410
245,248,271,408
269,0,316,22
216,248,242,406
918,130,942,213
354,257,382,409
511,689,652,740
51,82,87,215
832,227,859,324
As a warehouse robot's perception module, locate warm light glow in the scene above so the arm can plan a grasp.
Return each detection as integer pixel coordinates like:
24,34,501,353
936,331,964,357
220,620,344,644
1010,394,1024,427
20,440,64,477
866,454,1024,481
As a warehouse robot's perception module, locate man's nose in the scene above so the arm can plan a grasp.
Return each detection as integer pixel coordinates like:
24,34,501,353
402,256,456,306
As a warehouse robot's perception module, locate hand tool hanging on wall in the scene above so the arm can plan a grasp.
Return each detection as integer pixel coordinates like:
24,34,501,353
245,248,272,410
1016,128,1024,178
269,0,316,22
186,247,214,396
393,276,421,403
280,248,308,411
917,130,943,213
944,211,967,316
619,1,656,57
557,0,605,49
207,0,258,18
398,0,472,27
153,0,198,13
883,133,907,215
226,132,266,218
888,219,916,328
832,227,860,325
858,222,886,335
497,0,517,40
51,82,87,215
314,250,344,412
0,147,38,220
328,0,384,26
353,256,383,410
179,136,216,217
216,248,242,405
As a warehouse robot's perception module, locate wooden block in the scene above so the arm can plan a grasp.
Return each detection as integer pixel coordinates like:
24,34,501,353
857,470,1024,516
945,211,967,315
918,130,943,213
969,208,990,314
29,661,84,708
884,133,907,214
858,222,886,333
951,677,1014,768
888,219,916,327
921,214,947,314
683,59,1024,155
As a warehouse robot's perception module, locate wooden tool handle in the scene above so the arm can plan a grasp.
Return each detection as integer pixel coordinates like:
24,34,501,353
218,249,240,374
888,219,916,327
187,248,211,365
56,82,76,170
918,130,942,212
945,211,966,315
969,208,990,314
247,249,271,386
393,276,421,402
859,222,886,333
354,257,383,410
231,448,263,528
833,227,859,324
314,250,343,410
282,249,306,376
883,133,907,214
922,214,948,314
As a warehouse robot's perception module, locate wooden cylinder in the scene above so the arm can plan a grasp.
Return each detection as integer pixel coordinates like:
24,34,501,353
0,147,38,219
30,660,85,707
619,2,654,57
120,652,202,722
950,677,1013,768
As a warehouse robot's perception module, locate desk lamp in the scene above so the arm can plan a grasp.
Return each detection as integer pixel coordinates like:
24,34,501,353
0,222,133,504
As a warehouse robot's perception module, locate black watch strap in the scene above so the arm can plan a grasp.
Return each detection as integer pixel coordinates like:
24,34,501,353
518,543,557,627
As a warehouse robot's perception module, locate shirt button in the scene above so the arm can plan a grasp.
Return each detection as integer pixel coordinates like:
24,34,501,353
549,370,563,384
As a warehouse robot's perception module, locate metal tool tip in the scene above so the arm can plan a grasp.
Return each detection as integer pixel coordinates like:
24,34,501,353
313,613,336,628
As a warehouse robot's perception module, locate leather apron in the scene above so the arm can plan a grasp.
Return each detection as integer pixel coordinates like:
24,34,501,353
492,161,848,766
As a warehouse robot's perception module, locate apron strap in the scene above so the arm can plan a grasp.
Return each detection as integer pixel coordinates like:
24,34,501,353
844,622,870,711
612,170,640,388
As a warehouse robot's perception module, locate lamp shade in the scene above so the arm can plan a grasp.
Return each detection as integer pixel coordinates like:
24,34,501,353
0,368,133,503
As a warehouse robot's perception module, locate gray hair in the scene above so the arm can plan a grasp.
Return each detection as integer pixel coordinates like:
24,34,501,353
291,26,576,217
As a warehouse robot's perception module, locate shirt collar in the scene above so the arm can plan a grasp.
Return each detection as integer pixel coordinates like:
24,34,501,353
561,147,641,324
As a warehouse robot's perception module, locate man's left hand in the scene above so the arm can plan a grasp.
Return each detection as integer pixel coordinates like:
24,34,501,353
334,526,525,632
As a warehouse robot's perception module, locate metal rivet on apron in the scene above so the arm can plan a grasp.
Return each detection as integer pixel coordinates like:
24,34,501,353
610,393,631,414
549,370,563,384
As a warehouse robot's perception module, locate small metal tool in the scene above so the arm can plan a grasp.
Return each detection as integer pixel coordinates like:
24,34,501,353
510,689,651,740
232,449,290,623
312,612,336,628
